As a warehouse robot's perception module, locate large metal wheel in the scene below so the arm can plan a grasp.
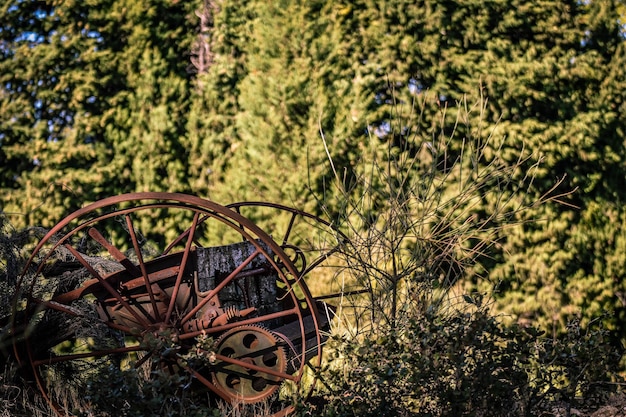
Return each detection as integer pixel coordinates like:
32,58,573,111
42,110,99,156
15,193,323,416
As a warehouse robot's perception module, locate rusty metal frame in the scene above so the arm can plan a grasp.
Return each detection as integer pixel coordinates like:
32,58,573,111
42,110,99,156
14,192,340,417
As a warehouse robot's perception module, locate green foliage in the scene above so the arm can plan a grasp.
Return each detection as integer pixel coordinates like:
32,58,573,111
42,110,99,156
299,308,623,417
80,365,220,417
181,0,626,341
3,0,626,341
0,0,200,229
529,316,624,412
2,0,626,414
314,307,530,417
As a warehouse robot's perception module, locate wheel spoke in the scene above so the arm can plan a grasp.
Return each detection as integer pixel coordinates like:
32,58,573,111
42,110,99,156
162,214,211,256
180,361,232,403
20,193,330,416
31,298,82,317
282,211,298,246
301,241,345,277
165,212,200,323
88,228,141,276
179,248,261,326
63,244,151,328
125,214,161,321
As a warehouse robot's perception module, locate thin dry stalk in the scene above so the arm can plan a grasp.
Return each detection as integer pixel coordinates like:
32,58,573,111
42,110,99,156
314,91,574,335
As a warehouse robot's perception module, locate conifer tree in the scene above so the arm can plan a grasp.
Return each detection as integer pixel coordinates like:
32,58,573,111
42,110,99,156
188,0,626,335
185,1,252,198
0,0,199,228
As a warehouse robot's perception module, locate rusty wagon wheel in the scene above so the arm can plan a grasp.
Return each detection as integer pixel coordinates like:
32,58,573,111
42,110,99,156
15,192,325,416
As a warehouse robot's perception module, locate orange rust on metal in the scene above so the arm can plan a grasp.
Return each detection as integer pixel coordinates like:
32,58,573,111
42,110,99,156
63,243,152,327
15,193,344,417
125,213,161,321
179,248,261,326
165,211,200,323
88,227,142,276
121,265,180,290
214,352,297,382
178,307,299,339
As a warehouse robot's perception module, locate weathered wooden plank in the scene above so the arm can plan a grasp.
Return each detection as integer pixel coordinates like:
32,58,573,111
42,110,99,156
196,240,281,318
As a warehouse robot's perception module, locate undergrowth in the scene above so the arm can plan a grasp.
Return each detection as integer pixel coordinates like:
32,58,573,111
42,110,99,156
296,306,623,417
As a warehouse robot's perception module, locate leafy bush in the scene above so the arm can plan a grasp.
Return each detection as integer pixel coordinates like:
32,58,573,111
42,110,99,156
80,365,220,417
307,306,528,417
294,91,624,417
296,307,624,417
527,316,625,415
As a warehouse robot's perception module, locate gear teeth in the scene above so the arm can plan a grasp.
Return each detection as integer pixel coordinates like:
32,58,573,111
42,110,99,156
212,324,288,404
215,323,277,344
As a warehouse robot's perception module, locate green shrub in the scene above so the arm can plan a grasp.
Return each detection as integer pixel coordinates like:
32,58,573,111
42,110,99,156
310,306,529,417
297,307,624,417
80,365,220,417
527,316,625,415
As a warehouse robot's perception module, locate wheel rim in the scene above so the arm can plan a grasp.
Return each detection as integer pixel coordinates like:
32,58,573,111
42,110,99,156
16,192,319,415
225,202,351,392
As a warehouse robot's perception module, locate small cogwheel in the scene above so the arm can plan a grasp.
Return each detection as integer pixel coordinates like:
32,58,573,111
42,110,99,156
212,324,287,404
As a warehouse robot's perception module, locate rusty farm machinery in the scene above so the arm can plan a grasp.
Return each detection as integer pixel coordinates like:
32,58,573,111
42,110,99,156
10,192,352,416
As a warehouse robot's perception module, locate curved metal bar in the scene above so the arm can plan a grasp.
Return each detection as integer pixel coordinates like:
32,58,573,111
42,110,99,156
213,353,297,382
225,201,349,245
225,201,351,278
225,202,348,394
17,192,329,415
